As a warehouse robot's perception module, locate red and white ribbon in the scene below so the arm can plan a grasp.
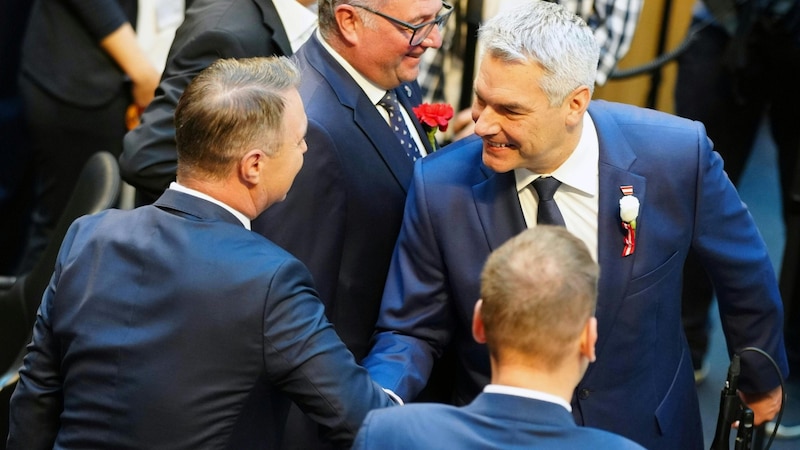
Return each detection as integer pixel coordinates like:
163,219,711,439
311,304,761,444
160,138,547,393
621,221,636,257
619,185,637,257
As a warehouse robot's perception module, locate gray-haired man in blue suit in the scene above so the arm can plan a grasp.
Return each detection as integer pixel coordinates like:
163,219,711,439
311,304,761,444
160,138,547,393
362,2,788,449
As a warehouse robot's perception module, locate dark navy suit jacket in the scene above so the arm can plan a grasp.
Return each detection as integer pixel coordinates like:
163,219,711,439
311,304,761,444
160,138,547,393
249,33,435,450
363,100,788,449
353,392,645,449
7,190,393,449
253,33,434,360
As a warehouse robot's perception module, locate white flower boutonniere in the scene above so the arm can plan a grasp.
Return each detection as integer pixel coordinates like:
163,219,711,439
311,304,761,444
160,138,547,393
619,185,639,257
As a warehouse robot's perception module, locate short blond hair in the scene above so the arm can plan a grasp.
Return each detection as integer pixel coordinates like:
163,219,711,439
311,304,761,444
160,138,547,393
175,56,300,180
480,226,598,366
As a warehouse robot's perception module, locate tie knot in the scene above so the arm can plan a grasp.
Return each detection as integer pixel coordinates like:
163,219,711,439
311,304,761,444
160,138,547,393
378,90,399,112
532,176,561,201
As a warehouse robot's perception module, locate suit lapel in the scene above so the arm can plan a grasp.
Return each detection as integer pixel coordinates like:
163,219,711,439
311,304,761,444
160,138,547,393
591,102,647,354
255,0,293,56
356,88,415,189
300,35,415,191
472,166,527,250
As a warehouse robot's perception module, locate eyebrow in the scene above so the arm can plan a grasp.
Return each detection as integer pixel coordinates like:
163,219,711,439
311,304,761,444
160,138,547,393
498,100,529,112
474,91,529,113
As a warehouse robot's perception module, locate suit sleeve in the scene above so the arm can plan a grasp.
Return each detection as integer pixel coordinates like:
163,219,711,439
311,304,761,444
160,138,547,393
6,225,79,449
260,258,395,448
120,27,265,200
362,160,456,400
690,124,789,392
350,410,374,450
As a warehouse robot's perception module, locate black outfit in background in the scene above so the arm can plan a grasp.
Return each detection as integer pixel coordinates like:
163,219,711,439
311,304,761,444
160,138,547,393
676,0,800,378
16,0,137,274
0,0,34,273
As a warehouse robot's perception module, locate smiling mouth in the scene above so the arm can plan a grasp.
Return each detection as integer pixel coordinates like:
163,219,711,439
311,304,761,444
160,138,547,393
484,139,515,149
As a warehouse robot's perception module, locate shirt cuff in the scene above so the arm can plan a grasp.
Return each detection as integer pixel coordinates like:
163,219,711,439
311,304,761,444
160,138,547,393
382,388,405,405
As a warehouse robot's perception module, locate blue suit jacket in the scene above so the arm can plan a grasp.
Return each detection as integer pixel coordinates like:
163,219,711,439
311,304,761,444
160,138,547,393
7,190,393,450
363,100,788,449
253,33,434,360
353,392,645,449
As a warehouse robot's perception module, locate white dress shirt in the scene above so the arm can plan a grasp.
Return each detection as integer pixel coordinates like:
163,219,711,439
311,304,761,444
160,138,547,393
484,384,573,412
273,0,318,53
514,113,599,261
136,0,185,73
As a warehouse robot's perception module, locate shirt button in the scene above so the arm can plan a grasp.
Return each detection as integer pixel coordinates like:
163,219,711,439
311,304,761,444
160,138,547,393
578,388,591,400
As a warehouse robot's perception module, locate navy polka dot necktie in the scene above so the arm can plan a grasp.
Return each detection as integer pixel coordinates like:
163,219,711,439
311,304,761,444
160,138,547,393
532,176,566,226
378,90,423,161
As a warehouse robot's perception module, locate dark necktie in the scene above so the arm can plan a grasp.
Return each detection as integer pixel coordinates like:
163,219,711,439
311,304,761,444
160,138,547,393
532,176,566,226
378,90,423,161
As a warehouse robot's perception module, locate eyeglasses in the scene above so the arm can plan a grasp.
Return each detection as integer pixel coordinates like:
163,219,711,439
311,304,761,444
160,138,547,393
353,1,453,46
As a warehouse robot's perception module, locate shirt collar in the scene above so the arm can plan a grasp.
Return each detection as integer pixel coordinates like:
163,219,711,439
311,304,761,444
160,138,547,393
483,384,572,412
514,113,599,196
315,29,387,105
169,182,251,230
273,0,318,53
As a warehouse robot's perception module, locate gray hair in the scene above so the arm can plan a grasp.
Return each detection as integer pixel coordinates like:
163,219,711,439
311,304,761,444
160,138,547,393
478,1,599,105
318,0,385,38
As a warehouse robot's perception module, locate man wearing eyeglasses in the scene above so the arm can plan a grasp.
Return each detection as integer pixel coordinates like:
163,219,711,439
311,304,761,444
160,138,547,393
250,1,449,449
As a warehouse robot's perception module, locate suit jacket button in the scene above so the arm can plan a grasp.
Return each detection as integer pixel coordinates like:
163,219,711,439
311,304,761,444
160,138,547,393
578,388,590,399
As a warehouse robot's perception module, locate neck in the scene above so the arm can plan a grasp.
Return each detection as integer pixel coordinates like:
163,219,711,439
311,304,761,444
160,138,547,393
178,177,259,220
490,360,580,404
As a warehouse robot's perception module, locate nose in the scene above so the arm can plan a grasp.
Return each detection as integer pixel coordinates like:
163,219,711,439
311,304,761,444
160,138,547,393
472,106,496,137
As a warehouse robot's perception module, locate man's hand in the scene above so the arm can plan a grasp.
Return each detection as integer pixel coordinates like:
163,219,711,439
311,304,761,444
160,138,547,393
739,385,783,425
99,22,161,111
131,68,160,110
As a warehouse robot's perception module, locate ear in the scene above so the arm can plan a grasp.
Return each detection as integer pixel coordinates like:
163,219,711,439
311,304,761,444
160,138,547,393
565,85,591,128
334,4,362,45
240,149,266,187
472,300,487,344
579,316,598,363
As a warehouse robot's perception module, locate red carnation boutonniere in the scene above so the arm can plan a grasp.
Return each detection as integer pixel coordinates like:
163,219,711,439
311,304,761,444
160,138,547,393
412,102,454,151
619,185,640,257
